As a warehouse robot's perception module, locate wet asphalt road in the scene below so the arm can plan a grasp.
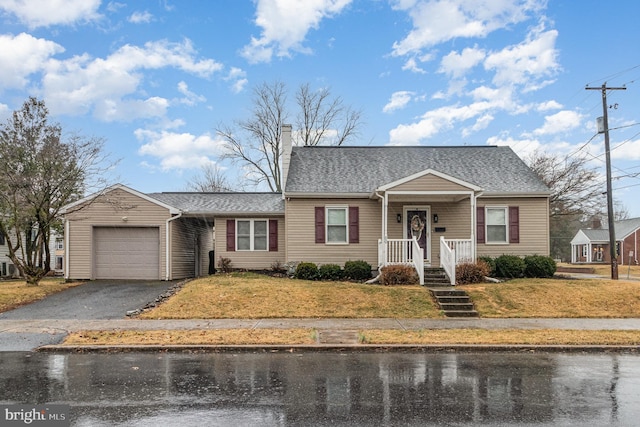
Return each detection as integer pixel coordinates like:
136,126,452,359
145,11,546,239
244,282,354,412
1,351,639,426
0,281,177,350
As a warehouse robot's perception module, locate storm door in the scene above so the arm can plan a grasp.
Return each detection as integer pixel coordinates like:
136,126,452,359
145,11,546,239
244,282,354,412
405,208,430,262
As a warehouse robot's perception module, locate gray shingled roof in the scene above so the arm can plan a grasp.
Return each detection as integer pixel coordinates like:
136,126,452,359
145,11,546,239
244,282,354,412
285,146,550,194
580,217,640,241
147,192,284,215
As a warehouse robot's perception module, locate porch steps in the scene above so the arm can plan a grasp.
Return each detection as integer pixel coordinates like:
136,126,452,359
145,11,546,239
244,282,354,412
423,267,451,287
425,269,478,317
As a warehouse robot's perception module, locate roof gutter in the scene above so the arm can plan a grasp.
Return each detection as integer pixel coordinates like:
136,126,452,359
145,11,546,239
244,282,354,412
165,212,183,281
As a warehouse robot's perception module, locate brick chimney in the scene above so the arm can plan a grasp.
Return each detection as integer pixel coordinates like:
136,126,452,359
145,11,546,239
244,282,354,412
281,124,292,193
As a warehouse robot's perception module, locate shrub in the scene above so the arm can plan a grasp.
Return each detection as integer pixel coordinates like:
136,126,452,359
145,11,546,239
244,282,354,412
524,255,557,278
477,256,496,276
295,262,319,280
456,261,490,285
218,256,232,273
494,254,525,278
343,260,372,281
380,264,419,285
318,264,344,281
270,260,286,273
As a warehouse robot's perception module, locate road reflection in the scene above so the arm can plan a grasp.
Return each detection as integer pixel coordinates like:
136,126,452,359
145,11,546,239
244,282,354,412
1,352,638,426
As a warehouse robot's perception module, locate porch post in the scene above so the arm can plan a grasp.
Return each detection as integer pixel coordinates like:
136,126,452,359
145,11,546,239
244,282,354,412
470,192,476,261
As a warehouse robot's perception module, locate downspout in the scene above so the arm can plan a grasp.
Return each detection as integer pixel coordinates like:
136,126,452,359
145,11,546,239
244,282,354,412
472,191,483,262
64,218,70,280
165,213,183,281
366,191,386,284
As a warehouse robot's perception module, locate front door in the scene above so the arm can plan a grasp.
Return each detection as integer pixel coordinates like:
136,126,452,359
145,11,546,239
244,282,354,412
405,208,430,262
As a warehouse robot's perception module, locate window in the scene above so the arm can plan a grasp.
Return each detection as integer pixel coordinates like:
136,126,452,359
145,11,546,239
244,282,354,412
236,220,268,251
56,238,63,250
55,256,63,271
582,245,588,258
486,207,508,243
326,207,348,244
0,232,5,245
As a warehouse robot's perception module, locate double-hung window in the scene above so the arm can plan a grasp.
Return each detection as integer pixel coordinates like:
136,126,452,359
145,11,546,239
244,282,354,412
237,219,268,251
486,207,508,244
326,207,348,244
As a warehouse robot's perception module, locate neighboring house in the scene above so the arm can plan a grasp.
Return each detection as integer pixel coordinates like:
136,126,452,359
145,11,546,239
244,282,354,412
0,230,16,278
61,128,550,284
570,217,640,265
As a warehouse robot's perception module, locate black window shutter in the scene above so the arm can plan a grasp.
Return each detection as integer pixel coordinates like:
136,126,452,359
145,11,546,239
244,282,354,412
349,206,359,244
509,206,520,243
476,206,485,243
269,219,278,251
315,207,325,243
226,219,235,252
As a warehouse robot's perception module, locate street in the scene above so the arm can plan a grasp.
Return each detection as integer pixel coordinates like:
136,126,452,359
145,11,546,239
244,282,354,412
1,351,638,426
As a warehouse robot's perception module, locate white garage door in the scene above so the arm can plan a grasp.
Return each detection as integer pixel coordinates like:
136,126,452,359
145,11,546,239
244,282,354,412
94,227,160,280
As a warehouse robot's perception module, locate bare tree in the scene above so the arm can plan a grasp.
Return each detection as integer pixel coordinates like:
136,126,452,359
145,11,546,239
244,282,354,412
526,150,629,260
295,83,362,146
219,80,363,192
186,163,235,192
0,97,114,285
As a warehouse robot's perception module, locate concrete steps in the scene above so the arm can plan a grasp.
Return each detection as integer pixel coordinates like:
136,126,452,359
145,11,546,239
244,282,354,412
428,284,479,318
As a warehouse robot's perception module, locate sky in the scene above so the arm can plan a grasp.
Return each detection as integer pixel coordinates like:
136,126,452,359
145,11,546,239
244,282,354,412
1,0,639,217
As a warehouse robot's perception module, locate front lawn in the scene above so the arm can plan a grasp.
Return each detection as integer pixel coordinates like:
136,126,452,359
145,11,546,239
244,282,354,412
140,272,441,319
0,278,82,312
462,278,640,317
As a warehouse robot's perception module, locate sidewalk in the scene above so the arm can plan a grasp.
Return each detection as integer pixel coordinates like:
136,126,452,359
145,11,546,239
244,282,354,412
4,317,640,352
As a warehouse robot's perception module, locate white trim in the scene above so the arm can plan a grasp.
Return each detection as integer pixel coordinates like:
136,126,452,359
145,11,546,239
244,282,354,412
485,206,509,245
377,169,483,192
325,206,349,245
236,219,269,251
61,183,180,215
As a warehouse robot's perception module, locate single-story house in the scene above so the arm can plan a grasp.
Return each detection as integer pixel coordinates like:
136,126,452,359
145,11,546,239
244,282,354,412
570,217,640,265
61,127,550,284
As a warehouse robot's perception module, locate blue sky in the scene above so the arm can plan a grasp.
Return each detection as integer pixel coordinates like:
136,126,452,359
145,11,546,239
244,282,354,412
1,0,639,216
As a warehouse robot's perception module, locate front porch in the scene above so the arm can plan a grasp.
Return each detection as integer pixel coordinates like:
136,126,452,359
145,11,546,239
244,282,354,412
374,168,483,286
378,237,473,285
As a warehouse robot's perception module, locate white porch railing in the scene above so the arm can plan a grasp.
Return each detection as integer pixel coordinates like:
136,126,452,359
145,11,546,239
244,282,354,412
378,238,424,285
442,238,474,264
440,237,456,286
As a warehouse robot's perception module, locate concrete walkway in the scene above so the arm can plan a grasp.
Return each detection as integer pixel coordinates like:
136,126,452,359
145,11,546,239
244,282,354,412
3,317,640,352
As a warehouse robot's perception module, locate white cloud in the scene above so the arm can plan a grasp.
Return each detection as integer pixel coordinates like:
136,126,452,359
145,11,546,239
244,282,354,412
462,113,493,137
0,33,63,90
439,46,485,78
135,129,227,170
532,110,583,136
241,0,353,63
0,0,101,28
40,39,223,121
611,139,640,161
484,26,560,88
389,101,492,144
383,91,415,113
128,11,153,24
536,100,563,111
391,0,545,56
486,134,542,159
225,67,248,93
176,81,206,106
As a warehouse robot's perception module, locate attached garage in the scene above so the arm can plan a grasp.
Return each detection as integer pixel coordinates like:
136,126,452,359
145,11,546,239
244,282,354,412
93,227,160,280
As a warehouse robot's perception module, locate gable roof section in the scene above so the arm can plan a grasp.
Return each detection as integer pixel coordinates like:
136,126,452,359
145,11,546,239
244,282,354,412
284,146,550,196
378,168,482,192
61,184,180,215
572,217,640,243
148,192,284,215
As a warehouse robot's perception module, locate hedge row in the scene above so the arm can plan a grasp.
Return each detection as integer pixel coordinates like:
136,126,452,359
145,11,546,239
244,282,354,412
478,254,556,279
294,260,372,281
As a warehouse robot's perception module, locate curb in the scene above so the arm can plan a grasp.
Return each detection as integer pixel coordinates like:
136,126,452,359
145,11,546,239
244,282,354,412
37,344,640,354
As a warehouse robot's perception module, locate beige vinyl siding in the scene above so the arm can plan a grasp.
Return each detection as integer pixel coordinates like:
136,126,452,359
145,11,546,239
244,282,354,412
171,218,213,279
285,198,380,268
215,217,285,270
387,200,473,265
477,197,549,257
388,174,471,192
64,188,170,280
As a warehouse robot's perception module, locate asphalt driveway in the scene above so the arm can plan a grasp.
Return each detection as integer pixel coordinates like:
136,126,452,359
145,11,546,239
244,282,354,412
0,280,178,320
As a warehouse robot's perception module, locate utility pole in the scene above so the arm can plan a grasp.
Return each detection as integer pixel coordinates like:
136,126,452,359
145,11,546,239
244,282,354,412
586,82,626,280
